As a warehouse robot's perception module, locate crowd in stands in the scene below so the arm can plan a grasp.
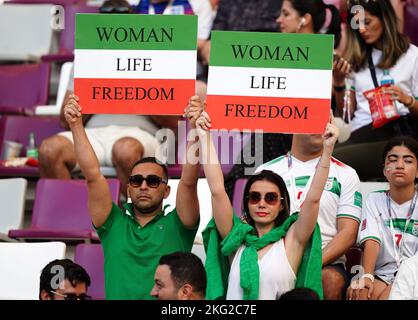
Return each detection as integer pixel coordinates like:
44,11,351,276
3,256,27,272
1,0,418,301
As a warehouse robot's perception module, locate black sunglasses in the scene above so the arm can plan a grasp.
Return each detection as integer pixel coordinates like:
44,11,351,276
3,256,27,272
247,192,282,205
129,174,168,188
99,6,131,13
50,290,92,300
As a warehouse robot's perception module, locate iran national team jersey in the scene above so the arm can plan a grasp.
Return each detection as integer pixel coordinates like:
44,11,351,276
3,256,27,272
359,191,418,284
256,154,362,264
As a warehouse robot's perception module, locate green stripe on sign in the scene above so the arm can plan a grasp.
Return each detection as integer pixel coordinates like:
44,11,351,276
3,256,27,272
76,14,197,50
209,31,334,70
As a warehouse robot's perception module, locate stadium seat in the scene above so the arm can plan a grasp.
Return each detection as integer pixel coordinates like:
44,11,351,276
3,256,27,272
0,4,56,62
74,243,105,300
163,178,212,243
0,178,27,241
359,181,388,198
0,115,63,177
0,241,66,299
8,178,121,242
0,63,51,115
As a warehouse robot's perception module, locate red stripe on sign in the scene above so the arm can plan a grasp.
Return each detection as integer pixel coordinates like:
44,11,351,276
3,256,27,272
74,78,195,115
206,95,331,134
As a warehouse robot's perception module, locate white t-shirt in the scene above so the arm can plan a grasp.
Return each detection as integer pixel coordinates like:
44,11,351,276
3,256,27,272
389,254,418,300
256,154,362,265
350,44,418,132
226,239,296,300
359,191,418,284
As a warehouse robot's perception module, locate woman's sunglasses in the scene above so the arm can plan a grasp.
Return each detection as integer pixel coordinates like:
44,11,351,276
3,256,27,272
128,174,168,188
247,192,282,205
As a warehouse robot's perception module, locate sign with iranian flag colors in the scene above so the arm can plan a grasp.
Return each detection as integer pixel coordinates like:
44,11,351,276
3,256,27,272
206,31,334,134
74,14,197,114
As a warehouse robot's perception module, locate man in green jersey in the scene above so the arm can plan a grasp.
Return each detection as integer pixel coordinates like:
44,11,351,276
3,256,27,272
63,94,203,299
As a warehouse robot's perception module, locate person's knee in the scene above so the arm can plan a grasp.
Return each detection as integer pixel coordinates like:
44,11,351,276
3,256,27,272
39,135,71,162
112,137,144,167
322,267,346,300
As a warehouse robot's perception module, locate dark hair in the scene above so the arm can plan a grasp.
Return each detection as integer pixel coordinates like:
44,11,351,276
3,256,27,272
382,135,418,165
159,252,206,297
39,259,91,299
242,170,290,228
345,0,409,72
99,0,132,13
289,0,342,48
278,287,320,300
131,157,169,180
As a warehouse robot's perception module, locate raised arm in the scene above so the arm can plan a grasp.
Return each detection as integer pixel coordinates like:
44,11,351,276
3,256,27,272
196,112,234,238
285,122,339,271
175,96,202,229
64,94,112,228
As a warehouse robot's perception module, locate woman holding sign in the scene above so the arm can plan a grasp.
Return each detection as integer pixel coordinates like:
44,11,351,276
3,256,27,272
347,136,418,300
198,110,339,300
332,0,418,180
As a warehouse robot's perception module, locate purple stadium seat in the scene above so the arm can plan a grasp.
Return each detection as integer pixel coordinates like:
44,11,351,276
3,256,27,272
8,178,120,242
0,63,50,115
74,244,105,300
43,4,99,62
232,178,248,217
404,0,418,46
0,115,63,177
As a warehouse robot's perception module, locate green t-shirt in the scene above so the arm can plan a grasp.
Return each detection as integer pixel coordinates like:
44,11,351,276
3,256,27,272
96,203,198,300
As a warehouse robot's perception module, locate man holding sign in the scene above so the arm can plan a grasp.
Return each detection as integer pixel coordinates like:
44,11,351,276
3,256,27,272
63,94,203,300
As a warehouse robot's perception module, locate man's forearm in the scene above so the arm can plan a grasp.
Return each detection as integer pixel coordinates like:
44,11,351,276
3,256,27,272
70,122,101,181
180,139,200,186
322,230,356,266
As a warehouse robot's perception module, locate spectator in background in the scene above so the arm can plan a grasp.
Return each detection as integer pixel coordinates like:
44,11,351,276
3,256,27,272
347,136,418,300
151,252,206,300
389,254,418,300
133,0,213,83
39,259,91,300
333,0,418,181
62,94,203,299
200,0,283,65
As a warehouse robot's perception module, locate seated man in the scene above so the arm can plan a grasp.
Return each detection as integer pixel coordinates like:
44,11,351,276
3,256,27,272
151,252,206,300
39,259,91,300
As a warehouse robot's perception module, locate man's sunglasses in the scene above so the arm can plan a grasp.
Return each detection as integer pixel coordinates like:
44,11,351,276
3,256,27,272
129,174,168,188
50,290,92,300
247,192,282,205
99,6,131,13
